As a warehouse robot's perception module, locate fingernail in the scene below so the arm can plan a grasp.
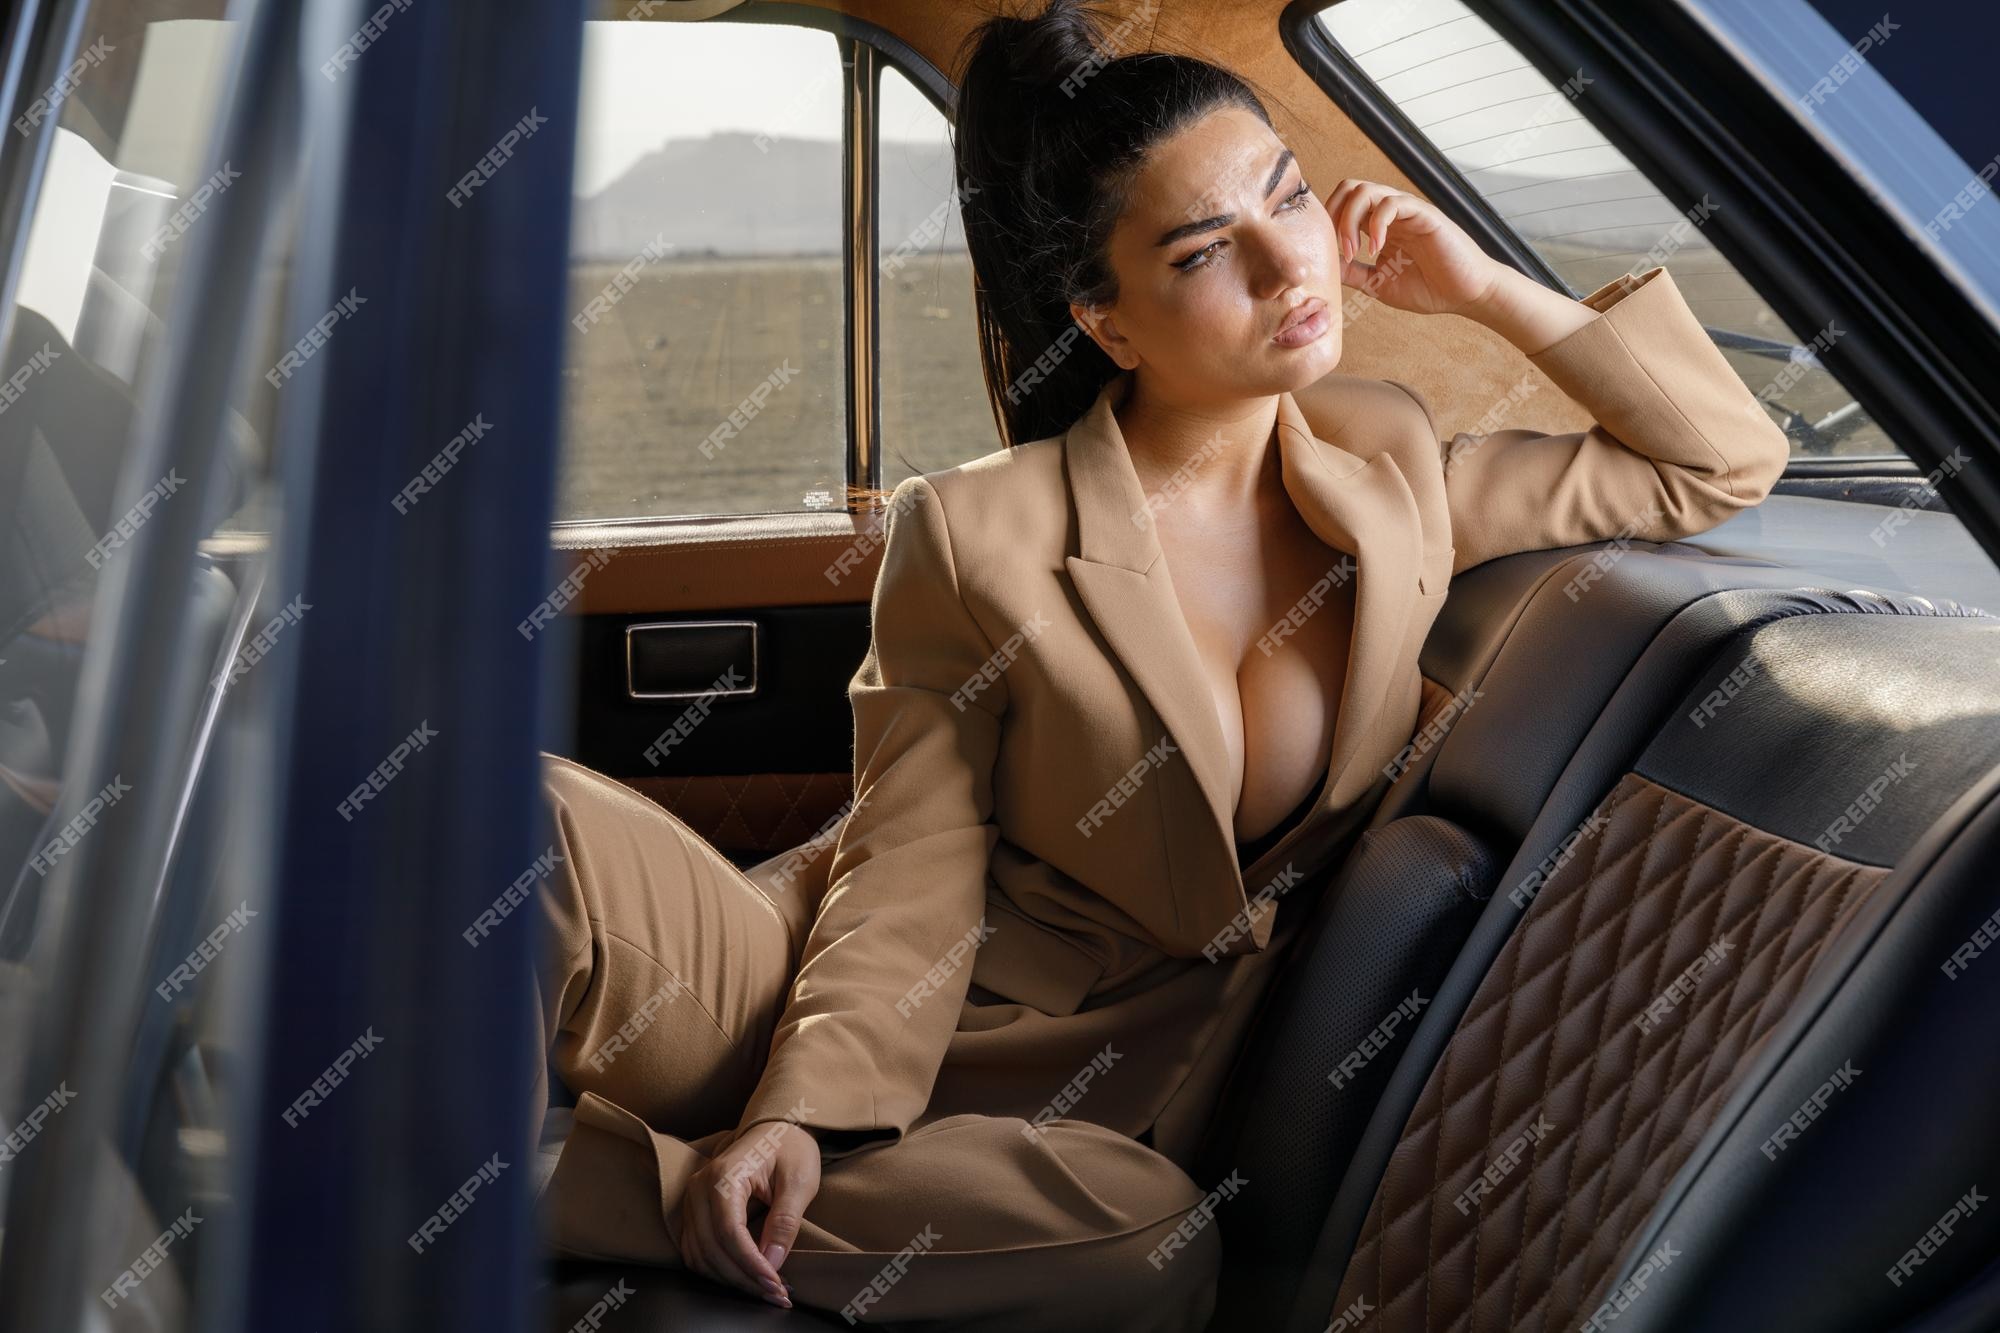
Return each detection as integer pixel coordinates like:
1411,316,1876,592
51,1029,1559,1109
764,1242,786,1269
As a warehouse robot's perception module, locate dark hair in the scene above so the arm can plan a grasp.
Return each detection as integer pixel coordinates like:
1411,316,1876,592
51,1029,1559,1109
953,0,1275,449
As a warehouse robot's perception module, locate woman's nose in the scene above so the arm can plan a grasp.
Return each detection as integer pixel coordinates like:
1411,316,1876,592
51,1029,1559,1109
1250,223,1318,298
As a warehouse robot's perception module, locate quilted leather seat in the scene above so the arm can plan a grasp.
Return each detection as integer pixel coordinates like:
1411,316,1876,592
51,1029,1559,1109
1198,515,2000,1332
1294,609,2000,1332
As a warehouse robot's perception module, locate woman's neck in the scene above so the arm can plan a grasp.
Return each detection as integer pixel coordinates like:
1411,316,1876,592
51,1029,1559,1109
1113,374,1284,511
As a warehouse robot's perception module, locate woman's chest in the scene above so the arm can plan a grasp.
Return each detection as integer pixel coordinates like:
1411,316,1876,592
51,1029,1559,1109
1152,506,1355,843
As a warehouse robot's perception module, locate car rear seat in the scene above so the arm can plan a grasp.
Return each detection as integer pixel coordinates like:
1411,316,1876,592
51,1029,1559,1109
1200,527,1992,1331
544,1255,841,1329
1279,607,2000,1332
1389,524,1993,839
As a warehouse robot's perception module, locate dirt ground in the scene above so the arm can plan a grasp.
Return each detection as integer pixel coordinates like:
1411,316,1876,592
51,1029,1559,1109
558,252,996,522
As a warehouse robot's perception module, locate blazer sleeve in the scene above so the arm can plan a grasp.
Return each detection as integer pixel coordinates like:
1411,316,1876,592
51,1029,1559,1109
1404,265,1791,575
731,474,1001,1161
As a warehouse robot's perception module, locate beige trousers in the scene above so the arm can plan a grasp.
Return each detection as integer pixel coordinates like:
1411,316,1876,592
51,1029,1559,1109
530,755,1221,1331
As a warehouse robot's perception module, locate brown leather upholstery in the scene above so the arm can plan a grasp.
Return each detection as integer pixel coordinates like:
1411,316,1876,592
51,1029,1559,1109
1331,772,1889,1329
617,771,853,863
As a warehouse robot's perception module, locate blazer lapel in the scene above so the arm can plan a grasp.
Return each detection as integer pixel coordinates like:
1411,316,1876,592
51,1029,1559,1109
1061,370,1424,952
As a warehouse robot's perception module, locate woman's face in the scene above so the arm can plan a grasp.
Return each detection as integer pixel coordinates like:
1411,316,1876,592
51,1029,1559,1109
1075,104,1343,404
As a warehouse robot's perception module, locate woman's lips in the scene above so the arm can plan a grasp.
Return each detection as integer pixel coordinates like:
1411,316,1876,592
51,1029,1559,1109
1273,296,1329,348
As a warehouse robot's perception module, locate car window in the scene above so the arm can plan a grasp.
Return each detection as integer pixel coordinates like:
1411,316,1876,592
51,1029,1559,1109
1316,0,1898,458
878,64,994,490
560,20,847,521
559,22,999,524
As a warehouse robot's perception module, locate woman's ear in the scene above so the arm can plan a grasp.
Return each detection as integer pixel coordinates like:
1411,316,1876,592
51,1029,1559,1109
1070,299,1138,370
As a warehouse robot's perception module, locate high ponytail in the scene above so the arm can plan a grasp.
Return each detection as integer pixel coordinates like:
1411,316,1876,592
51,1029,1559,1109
951,1,1274,448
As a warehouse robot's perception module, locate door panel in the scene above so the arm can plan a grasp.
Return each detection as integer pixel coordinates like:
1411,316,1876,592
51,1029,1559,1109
565,601,870,863
550,515,883,866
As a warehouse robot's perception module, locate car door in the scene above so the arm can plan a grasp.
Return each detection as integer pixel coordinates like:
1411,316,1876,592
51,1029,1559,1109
1408,0,2000,557
0,0,302,1325
0,0,582,1329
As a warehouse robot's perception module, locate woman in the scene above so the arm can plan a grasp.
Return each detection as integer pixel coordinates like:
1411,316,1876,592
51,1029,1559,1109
530,2,1789,1328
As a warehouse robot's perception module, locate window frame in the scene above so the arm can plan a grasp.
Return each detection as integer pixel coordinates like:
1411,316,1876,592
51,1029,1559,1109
1282,0,1919,478
552,1,958,534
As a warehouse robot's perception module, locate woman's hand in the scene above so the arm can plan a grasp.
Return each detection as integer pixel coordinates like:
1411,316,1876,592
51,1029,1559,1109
1322,178,1596,354
680,1119,823,1310
1323,179,1503,316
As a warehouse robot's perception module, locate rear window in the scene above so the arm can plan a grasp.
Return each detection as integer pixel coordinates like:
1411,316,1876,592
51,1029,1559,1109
1315,0,1897,459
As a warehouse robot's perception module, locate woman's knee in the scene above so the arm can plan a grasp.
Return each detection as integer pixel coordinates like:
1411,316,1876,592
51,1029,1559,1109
535,753,728,943
804,1115,1219,1330
1012,1119,1221,1322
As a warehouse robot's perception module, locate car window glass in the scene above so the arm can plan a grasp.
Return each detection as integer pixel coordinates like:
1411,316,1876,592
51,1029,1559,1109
0,9,291,1320
559,20,846,522
1318,0,1897,458
1694,0,2000,327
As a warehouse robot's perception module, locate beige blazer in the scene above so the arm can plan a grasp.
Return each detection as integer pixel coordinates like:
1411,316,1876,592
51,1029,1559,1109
730,265,1789,1169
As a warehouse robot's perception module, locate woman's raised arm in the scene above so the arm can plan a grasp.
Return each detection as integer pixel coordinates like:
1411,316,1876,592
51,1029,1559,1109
1326,179,1789,572
1414,264,1790,573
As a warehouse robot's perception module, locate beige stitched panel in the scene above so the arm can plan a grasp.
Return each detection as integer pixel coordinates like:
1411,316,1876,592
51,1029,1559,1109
1332,772,1889,1331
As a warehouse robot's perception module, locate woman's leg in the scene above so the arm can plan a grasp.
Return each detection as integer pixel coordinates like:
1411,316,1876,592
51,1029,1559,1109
528,756,1219,1329
789,1113,1222,1332
533,754,797,1139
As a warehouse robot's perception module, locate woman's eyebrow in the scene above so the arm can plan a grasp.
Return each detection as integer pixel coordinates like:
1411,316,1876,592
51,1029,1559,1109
1154,147,1297,247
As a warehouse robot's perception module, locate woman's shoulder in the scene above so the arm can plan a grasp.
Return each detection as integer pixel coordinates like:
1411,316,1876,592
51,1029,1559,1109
1290,369,1439,459
903,432,1066,507
1296,366,1440,428
885,438,1069,567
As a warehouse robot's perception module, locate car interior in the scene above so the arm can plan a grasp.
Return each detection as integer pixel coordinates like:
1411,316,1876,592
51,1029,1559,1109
546,503,2000,1333
1,0,1996,1330
534,3,2000,1330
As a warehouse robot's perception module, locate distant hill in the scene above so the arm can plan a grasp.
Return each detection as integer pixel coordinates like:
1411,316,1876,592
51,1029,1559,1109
572,130,970,261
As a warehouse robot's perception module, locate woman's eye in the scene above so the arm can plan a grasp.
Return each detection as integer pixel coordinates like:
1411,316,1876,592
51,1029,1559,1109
1174,240,1222,272
1174,182,1311,272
